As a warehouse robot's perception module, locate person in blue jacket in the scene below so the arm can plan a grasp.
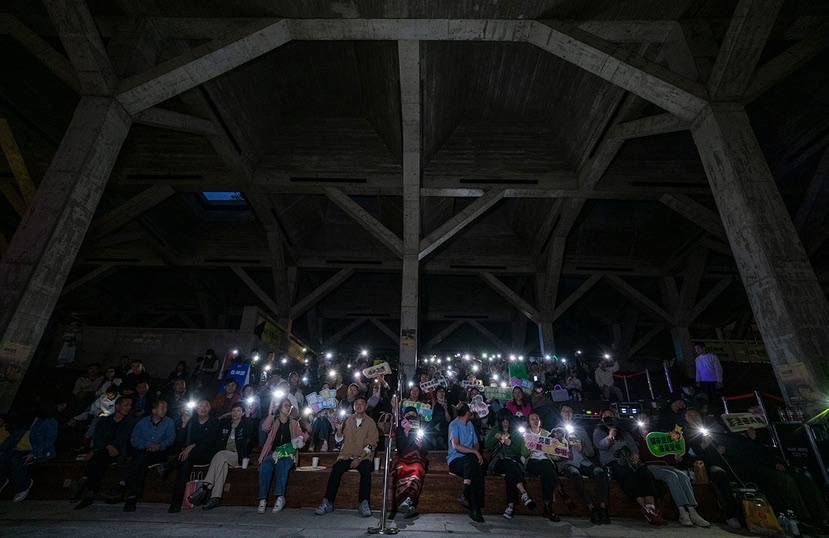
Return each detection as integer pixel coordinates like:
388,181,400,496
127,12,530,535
0,401,58,502
124,399,176,511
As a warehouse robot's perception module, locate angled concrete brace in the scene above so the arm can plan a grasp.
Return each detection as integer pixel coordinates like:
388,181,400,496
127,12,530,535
324,187,403,258
605,274,675,325
479,272,540,324
60,264,116,297
423,320,465,352
87,185,175,241
466,320,510,353
230,265,281,318
418,189,505,260
324,318,367,347
134,107,218,136
626,325,666,358
659,193,726,240
688,277,733,322
606,113,689,140
291,269,355,319
369,317,399,345
551,274,602,322
0,119,37,207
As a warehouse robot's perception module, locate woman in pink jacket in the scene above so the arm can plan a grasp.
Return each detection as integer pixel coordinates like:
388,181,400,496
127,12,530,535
505,387,533,424
257,398,308,513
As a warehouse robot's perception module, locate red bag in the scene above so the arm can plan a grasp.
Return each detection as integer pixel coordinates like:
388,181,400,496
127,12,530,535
183,470,208,511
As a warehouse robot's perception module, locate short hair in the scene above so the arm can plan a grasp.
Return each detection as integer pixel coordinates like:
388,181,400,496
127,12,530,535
353,395,367,405
88,362,101,369
559,404,574,412
105,385,119,396
225,379,238,387
153,399,168,410
456,402,470,417
115,396,133,407
230,402,245,411
694,342,706,348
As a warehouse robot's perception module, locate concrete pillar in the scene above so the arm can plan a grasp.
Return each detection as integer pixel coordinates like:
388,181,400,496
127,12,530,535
0,97,131,411
669,326,695,378
538,319,555,357
692,102,829,411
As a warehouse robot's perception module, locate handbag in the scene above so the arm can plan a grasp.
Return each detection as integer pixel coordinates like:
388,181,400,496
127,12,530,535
551,384,570,402
184,469,209,510
739,489,783,537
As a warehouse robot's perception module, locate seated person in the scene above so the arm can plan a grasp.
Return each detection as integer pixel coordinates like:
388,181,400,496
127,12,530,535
315,395,378,517
723,421,828,529
70,384,118,444
74,396,136,509
682,408,743,530
211,379,240,418
0,402,58,502
165,379,189,422
505,387,532,424
169,399,219,513
485,410,536,520
429,387,452,450
258,398,307,513
72,363,103,407
131,381,153,418
121,360,150,395
556,404,610,524
593,408,663,525
448,402,485,523
123,400,176,511
524,413,560,521
311,409,335,451
394,407,429,518
200,402,253,510
635,416,710,527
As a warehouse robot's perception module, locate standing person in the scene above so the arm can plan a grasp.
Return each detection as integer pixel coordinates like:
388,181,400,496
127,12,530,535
447,403,485,523
258,398,307,513
593,409,663,525
694,343,723,402
524,413,560,521
315,396,378,517
168,399,219,513
394,407,429,518
556,404,610,523
485,410,536,519
200,402,253,510
74,397,136,509
123,400,176,512
594,358,622,401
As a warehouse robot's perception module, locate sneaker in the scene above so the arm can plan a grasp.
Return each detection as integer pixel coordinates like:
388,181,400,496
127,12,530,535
503,503,515,520
123,498,137,512
469,509,485,523
521,492,536,510
457,493,470,509
273,496,285,513
359,500,371,517
641,504,665,526
678,507,693,527
688,507,710,528
74,497,94,510
315,498,333,515
202,497,221,510
543,502,560,522
257,499,267,514
600,507,611,524
13,480,33,503
168,504,181,514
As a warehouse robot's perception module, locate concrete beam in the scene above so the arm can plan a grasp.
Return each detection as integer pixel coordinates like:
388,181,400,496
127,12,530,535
369,317,399,345
134,107,218,136
324,187,403,258
626,325,666,358
230,265,281,318
479,272,540,324
60,264,115,297
659,193,726,239
688,277,733,322
324,318,367,347
291,268,355,320
692,102,829,409
0,119,36,207
605,274,675,324
707,0,784,99
0,97,131,412
116,18,291,115
467,320,511,353
418,189,504,260
423,320,465,352
0,14,81,93
607,113,689,140
43,0,117,95
88,185,175,241
551,274,602,322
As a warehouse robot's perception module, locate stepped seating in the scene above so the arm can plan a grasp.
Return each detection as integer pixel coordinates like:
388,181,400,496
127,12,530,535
15,451,723,521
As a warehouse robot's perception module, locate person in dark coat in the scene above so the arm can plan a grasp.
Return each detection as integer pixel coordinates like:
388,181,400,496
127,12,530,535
168,399,219,513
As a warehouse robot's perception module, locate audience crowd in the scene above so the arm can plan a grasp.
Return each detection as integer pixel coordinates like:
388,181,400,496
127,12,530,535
1,343,826,533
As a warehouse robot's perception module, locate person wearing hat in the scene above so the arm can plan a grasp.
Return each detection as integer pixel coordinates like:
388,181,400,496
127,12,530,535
315,395,378,517
393,406,429,518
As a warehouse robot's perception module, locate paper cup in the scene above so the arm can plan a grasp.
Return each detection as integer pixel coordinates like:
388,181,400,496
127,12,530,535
242,457,250,469
312,456,320,467
374,457,380,471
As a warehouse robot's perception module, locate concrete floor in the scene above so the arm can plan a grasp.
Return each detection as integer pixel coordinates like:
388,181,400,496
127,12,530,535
0,501,750,538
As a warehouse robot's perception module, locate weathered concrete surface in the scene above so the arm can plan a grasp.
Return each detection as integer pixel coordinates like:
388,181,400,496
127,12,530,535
0,97,131,412
692,103,829,409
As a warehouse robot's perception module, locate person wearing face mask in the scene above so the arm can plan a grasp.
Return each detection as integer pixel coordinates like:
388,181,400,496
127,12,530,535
556,404,610,524
593,409,663,525
524,413,560,521
315,396,378,518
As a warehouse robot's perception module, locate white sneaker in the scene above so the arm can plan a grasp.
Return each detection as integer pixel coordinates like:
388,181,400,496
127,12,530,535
678,506,693,526
688,507,710,527
315,498,333,515
13,480,32,503
257,499,267,514
359,500,372,517
273,496,285,512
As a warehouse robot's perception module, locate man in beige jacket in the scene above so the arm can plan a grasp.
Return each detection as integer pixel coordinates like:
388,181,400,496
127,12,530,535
315,395,379,517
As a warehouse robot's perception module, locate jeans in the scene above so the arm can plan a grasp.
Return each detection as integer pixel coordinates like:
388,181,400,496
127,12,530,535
0,450,30,493
259,457,294,500
493,458,525,504
560,463,609,507
324,459,372,505
448,453,485,510
313,416,333,450
126,449,170,499
607,461,656,500
525,458,558,502
647,465,697,507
